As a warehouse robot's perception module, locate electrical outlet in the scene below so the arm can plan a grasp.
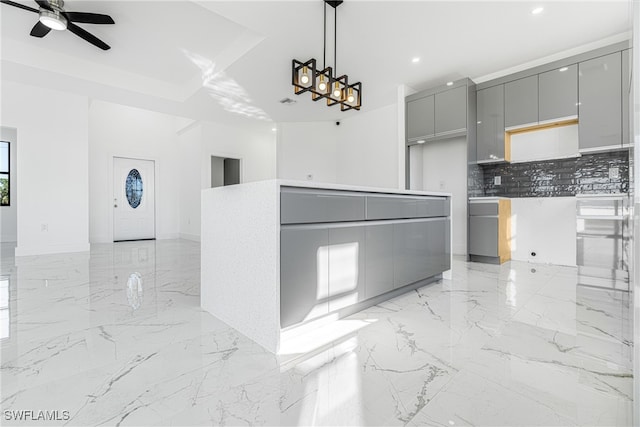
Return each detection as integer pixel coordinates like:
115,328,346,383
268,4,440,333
609,167,619,180
494,176,501,186
439,180,445,190
306,174,313,181
41,223,48,232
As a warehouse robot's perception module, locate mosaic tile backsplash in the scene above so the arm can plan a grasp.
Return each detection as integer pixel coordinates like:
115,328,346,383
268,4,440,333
480,150,629,198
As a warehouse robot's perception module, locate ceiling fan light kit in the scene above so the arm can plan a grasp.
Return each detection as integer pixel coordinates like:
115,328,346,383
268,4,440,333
39,9,67,30
292,0,362,112
1,0,115,50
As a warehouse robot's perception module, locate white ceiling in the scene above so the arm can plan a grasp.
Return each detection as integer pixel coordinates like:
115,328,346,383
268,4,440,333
0,0,633,126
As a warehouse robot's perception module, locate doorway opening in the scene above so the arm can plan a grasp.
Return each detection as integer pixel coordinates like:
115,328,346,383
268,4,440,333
211,156,240,188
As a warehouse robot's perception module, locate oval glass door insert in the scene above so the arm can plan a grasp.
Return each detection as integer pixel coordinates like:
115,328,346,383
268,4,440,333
125,169,143,208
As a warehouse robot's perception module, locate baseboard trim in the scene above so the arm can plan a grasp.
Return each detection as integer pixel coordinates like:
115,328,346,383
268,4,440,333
15,242,90,257
179,233,201,242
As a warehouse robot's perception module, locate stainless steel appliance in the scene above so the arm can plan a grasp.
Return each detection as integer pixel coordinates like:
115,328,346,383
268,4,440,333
576,194,630,291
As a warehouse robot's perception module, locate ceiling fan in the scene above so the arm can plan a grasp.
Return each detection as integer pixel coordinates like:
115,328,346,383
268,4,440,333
1,0,114,50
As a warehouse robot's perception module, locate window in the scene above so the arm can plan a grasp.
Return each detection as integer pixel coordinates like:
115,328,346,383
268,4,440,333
0,142,8,206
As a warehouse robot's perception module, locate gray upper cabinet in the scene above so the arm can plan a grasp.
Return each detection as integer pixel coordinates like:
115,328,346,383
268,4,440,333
476,84,505,162
435,85,467,135
504,75,538,128
622,49,631,146
578,52,622,151
538,64,578,122
406,95,435,141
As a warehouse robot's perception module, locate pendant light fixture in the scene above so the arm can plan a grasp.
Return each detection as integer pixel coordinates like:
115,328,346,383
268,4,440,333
292,0,362,111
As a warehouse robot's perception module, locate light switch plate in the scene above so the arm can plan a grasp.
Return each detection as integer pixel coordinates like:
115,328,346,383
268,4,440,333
494,176,501,185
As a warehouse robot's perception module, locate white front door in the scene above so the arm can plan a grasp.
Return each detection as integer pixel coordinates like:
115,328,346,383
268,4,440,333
113,157,155,241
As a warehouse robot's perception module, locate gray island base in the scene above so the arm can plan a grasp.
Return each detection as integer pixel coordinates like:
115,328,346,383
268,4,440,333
201,180,452,354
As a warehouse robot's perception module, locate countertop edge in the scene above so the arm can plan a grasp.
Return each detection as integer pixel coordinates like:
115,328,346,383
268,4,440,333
276,179,452,197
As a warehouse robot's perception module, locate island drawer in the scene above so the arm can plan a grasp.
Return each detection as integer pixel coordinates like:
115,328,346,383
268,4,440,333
281,187,365,224
366,195,449,220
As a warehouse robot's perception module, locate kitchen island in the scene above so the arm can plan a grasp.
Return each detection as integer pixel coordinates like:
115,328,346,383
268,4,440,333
201,180,452,353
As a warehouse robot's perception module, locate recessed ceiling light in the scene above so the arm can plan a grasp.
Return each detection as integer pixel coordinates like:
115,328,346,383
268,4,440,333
412,57,420,63
417,139,426,144
531,6,544,15
559,67,568,72
446,81,454,86
271,127,277,132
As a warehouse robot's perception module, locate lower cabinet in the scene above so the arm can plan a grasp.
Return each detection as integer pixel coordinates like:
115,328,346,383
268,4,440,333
328,226,366,312
468,199,511,264
281,202,451,328
469,216,498,257
280,227,329,328
394,218,450,288
364,224,394,299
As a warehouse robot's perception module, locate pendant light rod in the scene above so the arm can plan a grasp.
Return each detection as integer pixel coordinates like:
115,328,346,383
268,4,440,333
323,0,326,69
334,4,337,77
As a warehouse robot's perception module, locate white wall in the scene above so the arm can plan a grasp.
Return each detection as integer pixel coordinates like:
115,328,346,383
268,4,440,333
202,121,275,188
277,104,400,189
0,81,89,256
0,127,17,242
89,101,181,243
335,104,398,189
277,122,338,183
177,123,202,241
419,137,468,255
511,197,577,266
178,120,277,241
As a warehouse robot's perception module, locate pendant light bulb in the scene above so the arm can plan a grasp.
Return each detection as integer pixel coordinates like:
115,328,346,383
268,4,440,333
318,75,327,92
333,82,342,98
347,88,355,103
300,66,310,85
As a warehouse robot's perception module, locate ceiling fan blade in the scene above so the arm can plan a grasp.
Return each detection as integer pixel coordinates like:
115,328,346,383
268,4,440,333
67,22,110,50
0,0,38,13
64,11,114,24
30,20,51,37
34,0,52,11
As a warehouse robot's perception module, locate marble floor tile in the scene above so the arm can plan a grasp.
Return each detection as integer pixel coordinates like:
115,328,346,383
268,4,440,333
0,241,634,426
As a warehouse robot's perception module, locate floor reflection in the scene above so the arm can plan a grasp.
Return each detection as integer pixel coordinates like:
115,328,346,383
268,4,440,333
0,242,633,426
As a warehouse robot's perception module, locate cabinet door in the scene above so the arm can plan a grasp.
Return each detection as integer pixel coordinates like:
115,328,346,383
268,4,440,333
394,219,449,288
469,216,498,257
539,64,578,122
328,226,366,312
435,86,467,135
622,49,631,146
425,218,451,277
394,221,425,288
406,95,435,141
364,224,394,299
578,52,622,151
476,85,505,162
280,228,329,328
505,75,538,128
